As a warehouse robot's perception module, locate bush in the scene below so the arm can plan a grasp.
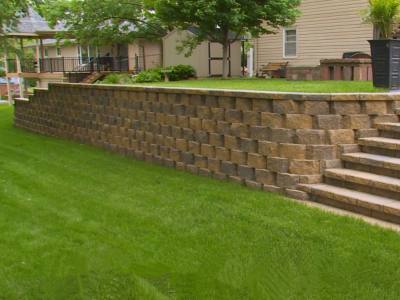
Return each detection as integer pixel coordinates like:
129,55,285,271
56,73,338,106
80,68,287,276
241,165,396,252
0,68,5,78
166,64,196,81
100,73,134,84
101,65,196,84
134,69,163,83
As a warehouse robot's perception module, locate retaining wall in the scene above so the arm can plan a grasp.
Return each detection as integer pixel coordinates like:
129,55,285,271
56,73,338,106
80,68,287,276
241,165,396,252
14,83,400,199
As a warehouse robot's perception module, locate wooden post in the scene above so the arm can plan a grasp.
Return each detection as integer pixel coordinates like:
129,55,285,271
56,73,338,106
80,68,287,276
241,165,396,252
40,39,45,59
16,39,25,98
3,52,13,105
35,39,41,73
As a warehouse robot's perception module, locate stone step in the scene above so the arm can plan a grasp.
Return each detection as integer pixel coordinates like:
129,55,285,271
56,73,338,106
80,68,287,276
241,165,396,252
342,152,400,178
358,137,400,157
376,122,400,139
300,183,400,224
376,122,400,133
324,168,400,200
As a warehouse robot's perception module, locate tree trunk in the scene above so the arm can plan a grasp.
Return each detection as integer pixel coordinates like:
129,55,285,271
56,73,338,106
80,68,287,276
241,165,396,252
222,42,229,79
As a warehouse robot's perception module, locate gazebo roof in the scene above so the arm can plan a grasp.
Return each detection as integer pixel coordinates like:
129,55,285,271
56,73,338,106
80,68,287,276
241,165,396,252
6,7,66,38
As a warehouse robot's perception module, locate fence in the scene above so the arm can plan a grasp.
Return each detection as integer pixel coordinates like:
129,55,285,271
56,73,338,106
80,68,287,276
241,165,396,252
6,57,130,74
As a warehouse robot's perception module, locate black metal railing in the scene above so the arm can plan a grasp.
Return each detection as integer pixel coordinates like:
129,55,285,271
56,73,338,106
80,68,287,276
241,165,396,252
5,57,130,74
6,58,37,73
40,57,129,73
20,59,37,73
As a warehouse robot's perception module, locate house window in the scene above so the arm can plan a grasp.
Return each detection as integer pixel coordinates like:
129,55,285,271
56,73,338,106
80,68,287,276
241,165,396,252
284,29,297,58
44,48,49,57
78,45,99,63
56,47,61,57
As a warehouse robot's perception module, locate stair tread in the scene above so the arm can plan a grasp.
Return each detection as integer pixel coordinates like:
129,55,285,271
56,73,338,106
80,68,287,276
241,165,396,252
377,122,400,126
325,168,400,193
376,122,400,131
300,183,400,212
359,137,400,150
342,152,400,170
359,136,400,143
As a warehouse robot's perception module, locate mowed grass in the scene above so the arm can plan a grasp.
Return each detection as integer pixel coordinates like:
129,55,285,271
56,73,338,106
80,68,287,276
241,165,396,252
132,78,386,93
1,105,400,299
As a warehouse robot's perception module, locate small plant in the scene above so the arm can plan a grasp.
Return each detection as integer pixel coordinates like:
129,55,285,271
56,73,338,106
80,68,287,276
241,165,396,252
165,64,196,81
134,65,196,83
100,74,134,84
134,69,163,83
364,0,400,39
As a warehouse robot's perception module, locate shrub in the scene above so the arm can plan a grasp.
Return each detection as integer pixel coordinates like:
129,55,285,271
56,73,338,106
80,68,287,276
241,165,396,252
166,64,196,81
364,0,400,39
0,68,5,78
100,73,134,84
134,69,163,83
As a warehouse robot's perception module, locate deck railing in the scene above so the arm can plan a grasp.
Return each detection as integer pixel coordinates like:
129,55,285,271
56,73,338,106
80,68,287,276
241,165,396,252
6,57,130,74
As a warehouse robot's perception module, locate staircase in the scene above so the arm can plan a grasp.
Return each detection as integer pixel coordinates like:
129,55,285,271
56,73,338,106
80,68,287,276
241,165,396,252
81,72,106,84
300,121,400,224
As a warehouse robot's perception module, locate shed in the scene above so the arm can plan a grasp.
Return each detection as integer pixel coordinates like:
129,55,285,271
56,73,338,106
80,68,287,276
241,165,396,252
163,29,242,78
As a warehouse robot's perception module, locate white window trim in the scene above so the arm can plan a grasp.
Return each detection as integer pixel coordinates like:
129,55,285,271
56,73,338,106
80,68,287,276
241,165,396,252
56,47,62,57
44,47,49,58
283,27,297,59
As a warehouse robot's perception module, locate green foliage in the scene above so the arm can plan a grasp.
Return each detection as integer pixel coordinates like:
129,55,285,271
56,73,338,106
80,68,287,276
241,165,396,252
0,68,5,77
364,0,400,39
133,65,196,83
101,73,135,84
0,0,33,55
40,0,167,46
25,78,38,87
1,105,400,298
165,64,196,81
0,0,30,34
154,0,301,77
134,68,163,83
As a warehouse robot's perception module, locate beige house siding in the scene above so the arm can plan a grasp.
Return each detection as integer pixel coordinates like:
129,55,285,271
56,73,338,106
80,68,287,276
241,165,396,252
163,30,242,78
43,45,78,58
254,0,373,71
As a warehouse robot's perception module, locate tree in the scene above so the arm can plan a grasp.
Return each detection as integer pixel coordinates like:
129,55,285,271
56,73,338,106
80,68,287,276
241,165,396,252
154,0,301,78
40,0,167,46
0,0,32,55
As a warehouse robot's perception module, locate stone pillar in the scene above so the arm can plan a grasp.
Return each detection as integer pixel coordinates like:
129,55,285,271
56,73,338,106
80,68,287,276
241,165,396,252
334,65,342,80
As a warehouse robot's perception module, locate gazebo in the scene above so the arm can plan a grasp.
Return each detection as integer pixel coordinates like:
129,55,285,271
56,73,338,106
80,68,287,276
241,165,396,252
2,8,66,103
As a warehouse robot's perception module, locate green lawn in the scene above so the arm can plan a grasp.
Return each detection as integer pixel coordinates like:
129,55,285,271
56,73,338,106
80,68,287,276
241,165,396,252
1,105,400,299
131,78,386,93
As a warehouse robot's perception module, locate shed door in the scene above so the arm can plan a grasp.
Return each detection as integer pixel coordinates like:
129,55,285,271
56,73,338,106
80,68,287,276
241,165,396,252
208,42,231,77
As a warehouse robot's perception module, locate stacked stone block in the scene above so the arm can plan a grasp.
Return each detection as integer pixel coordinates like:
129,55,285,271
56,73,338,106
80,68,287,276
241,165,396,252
14,84,400,200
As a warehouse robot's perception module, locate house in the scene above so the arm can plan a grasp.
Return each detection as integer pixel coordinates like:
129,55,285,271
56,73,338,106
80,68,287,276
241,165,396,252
163,28,242,77
253,0,373,80
3,8,163,97
3,7,246,101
